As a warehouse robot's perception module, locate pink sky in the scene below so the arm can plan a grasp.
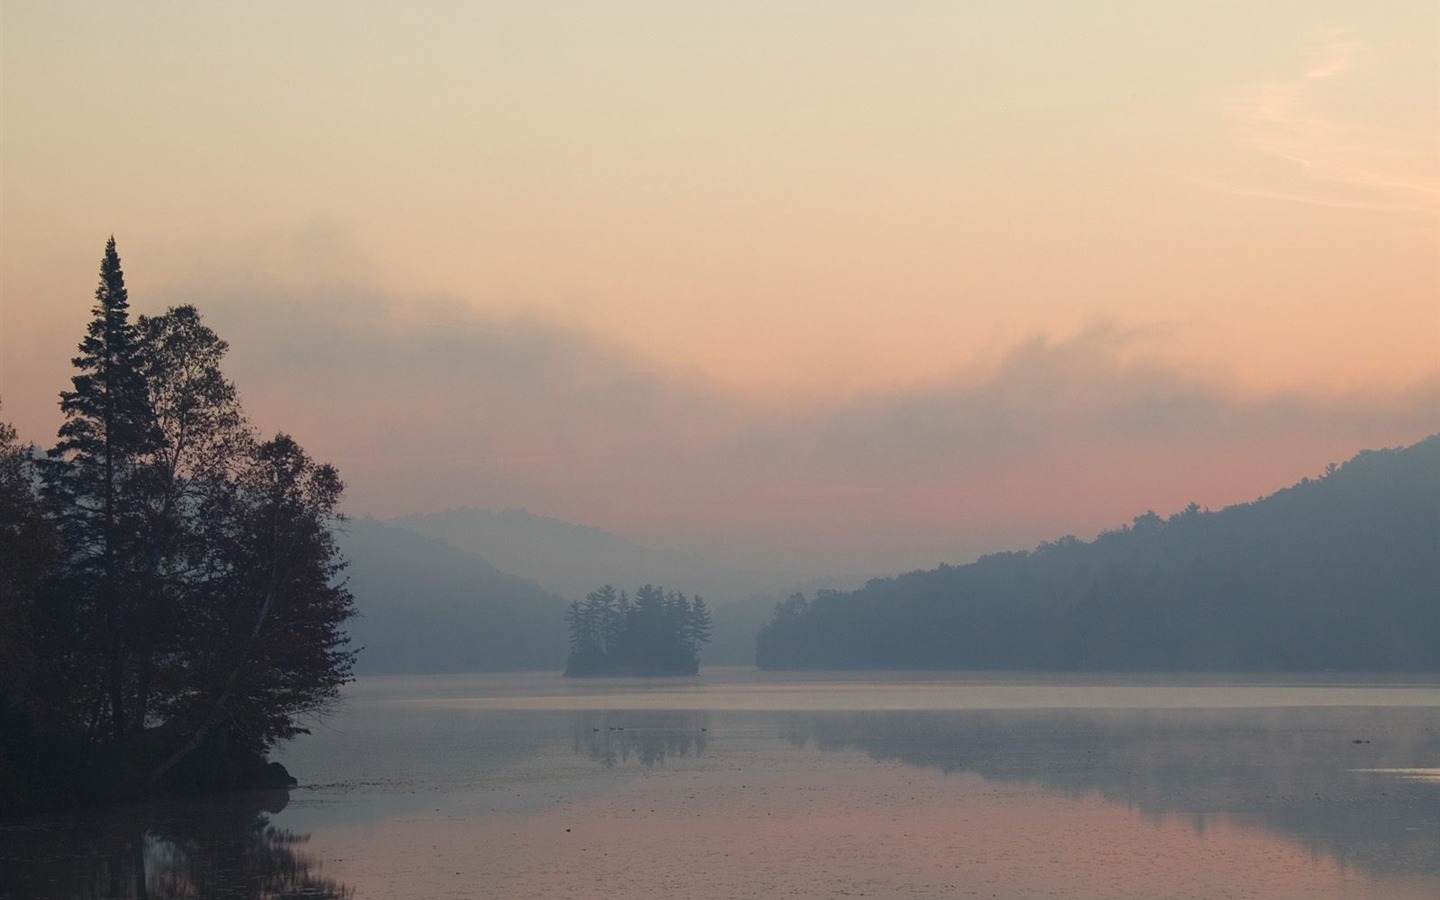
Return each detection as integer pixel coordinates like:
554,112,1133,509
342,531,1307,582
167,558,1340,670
2,2,1436,575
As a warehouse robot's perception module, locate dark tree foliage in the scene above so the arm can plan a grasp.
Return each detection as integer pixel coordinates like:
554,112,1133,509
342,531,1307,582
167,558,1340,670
0,414,63,806
565,584,712,676
0,416,53,702
44,237,162,740
757,435,1440,672
2,240,355,812
148,435,355,786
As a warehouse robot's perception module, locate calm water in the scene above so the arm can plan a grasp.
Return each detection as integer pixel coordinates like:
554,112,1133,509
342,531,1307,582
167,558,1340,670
3,670,1438,899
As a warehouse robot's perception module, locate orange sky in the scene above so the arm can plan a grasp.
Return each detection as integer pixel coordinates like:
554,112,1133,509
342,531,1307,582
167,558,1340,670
2,1,1436,574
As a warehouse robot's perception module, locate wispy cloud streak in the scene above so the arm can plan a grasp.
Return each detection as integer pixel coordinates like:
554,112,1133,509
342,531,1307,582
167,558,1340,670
1222,28,1439,214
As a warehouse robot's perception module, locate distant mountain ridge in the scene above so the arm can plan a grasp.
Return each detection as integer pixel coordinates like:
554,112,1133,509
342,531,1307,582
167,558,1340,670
388,507,787,602
339,518,567,674
385,507,845,664
757,435,1440,671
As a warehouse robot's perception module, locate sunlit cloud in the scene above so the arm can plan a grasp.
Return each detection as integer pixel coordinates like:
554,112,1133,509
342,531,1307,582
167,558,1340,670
1221,27,1440,214
173,278,1439,574
1201,182,1435,215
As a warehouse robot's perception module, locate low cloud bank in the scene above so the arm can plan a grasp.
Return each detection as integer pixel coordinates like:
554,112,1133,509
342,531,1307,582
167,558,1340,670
174,279,1438,576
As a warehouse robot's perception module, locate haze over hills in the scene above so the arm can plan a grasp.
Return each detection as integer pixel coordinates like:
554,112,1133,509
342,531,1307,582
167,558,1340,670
386,507,853,664
342,437,1438,674
757,435,1440,671
338,518,567,674
388,507,818,600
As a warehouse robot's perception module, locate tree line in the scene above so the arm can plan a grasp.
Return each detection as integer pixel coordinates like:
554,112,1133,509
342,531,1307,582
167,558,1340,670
0,238,354,812
756,435,1440,671
565,584,712,675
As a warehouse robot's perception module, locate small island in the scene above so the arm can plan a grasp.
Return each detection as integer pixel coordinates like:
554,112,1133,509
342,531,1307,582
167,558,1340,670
564,584,712,676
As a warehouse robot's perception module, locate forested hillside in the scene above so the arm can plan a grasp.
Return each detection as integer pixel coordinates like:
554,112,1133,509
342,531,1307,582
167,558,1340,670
340,519,567,673
387,507,840,664
757,436,1440,671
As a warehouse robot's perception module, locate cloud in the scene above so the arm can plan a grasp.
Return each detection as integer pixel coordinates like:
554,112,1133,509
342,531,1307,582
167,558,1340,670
1219,28,1439,214
162,276,1440,575
192,280,743,463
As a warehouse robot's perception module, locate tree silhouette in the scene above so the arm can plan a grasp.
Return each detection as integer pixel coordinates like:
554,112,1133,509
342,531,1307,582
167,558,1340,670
4,240,356,809
44,237,160,740
564,584,712,675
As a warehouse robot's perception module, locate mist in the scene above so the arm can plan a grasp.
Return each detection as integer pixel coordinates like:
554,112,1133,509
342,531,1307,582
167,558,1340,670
4,4,1438,897
130,273,1439,577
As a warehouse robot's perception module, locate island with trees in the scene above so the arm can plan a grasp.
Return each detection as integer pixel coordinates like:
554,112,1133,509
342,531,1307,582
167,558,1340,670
564,584,712,675
0,239,355,812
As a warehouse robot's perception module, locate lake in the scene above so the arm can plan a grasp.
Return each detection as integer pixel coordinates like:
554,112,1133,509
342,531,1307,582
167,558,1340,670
3,670,1438,899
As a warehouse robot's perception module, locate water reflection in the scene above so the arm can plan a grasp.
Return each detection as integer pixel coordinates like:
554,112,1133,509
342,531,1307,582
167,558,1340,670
0,791,351,900
571,710,710,768
779,707,1440,878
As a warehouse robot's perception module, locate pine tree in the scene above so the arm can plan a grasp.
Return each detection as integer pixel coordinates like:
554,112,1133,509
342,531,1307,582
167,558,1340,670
564,583,712,675
45,237,160,740
687,596,713,660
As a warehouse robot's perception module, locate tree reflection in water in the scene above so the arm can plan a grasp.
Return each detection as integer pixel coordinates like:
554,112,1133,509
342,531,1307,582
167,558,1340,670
0,790,350,900
572,710,710,768
780,707,1440,879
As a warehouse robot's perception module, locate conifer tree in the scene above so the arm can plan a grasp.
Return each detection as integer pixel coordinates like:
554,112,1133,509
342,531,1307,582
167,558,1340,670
45,237,160,739
687,596,712,658
24,241,356,798
564,583,712,675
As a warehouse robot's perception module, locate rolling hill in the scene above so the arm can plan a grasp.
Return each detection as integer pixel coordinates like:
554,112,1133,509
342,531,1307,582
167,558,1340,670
757,435,1440,671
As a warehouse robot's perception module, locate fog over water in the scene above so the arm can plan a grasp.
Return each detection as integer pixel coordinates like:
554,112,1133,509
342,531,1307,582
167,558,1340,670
6,671,1436,899
4,5,1437,898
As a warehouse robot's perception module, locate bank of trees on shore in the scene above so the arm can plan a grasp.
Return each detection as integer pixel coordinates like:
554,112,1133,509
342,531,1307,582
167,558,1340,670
0,239,354,812
756,435,1440,671
565,585,712,675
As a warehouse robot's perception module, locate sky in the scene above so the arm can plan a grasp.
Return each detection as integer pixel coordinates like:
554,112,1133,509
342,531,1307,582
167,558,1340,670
2,1,1436,576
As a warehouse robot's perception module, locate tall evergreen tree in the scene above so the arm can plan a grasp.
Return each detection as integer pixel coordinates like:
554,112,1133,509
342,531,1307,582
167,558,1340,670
12,242,358,806
686,596,712,658
45,237,160,740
